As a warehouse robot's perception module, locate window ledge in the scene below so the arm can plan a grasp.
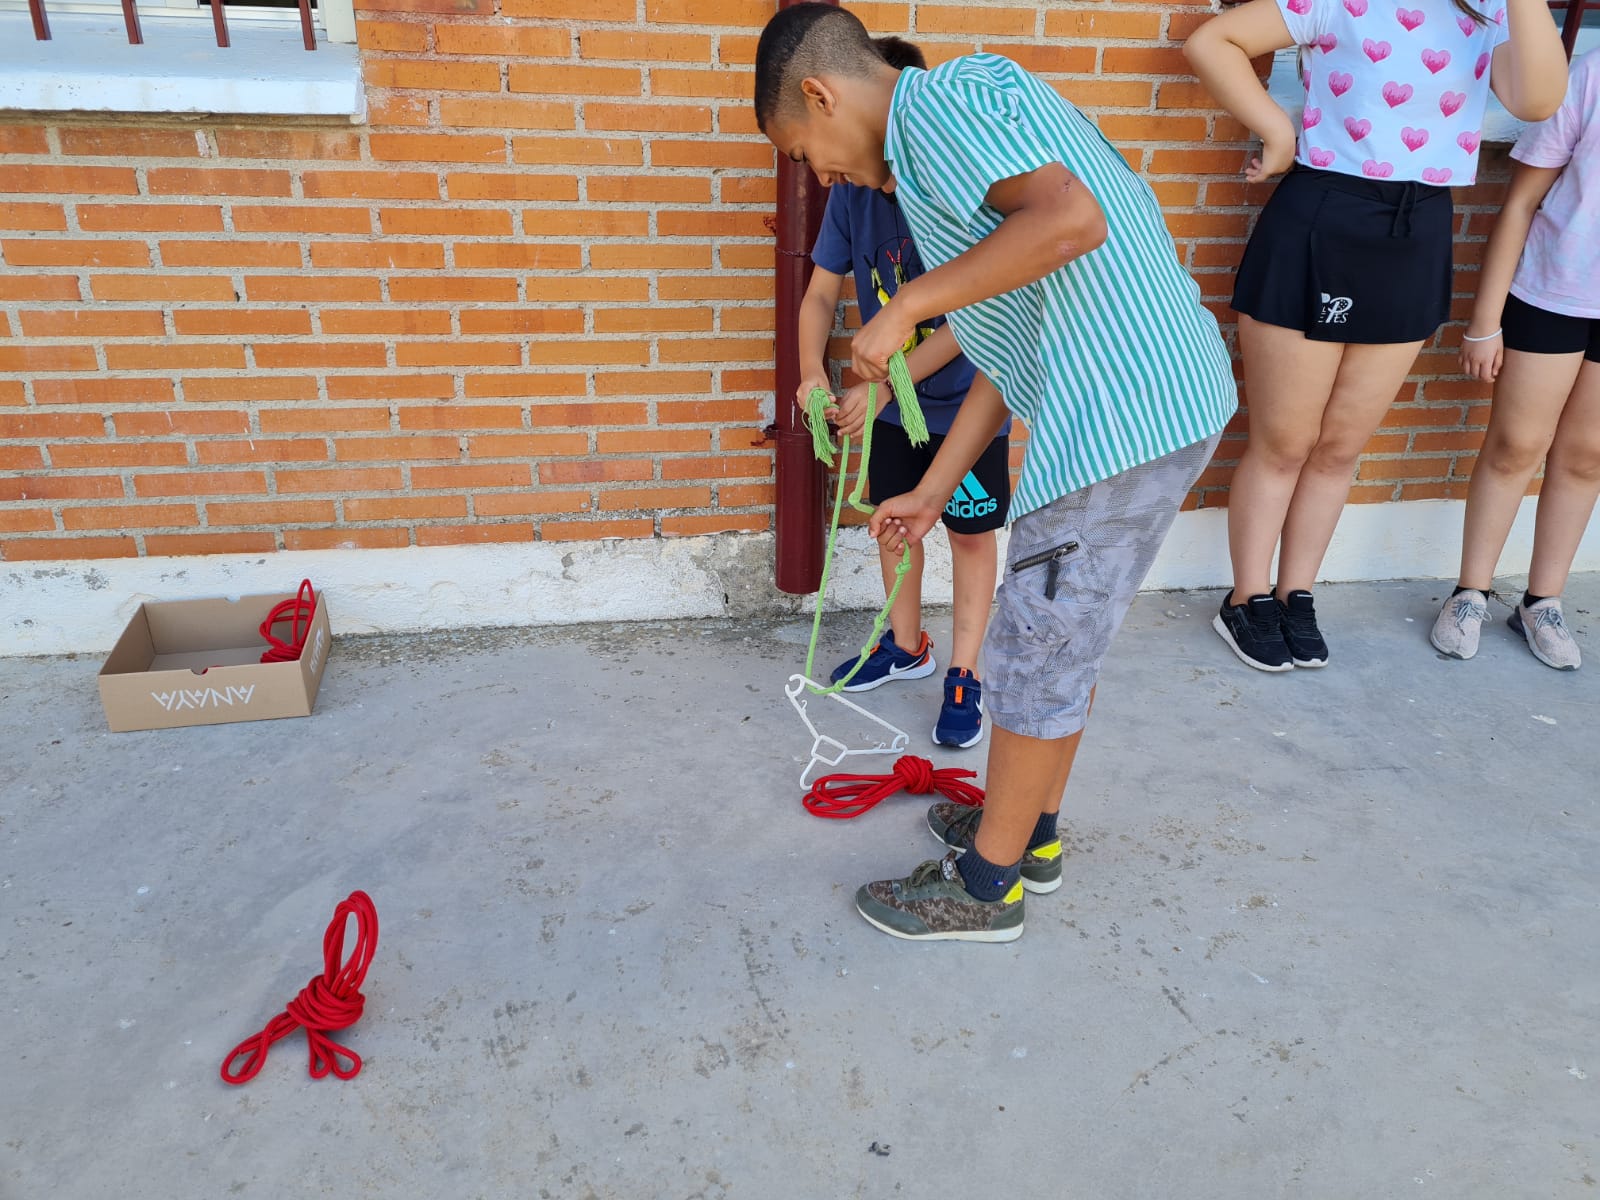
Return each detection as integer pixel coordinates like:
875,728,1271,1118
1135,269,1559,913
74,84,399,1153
0,12,364,118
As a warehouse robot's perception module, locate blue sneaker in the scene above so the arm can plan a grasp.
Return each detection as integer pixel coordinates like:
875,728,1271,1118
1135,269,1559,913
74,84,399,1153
829,628,936,692
933,668,983,748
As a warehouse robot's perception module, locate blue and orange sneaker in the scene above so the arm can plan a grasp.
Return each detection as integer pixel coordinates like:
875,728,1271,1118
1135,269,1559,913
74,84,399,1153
829,628,936,692
933,668,983,748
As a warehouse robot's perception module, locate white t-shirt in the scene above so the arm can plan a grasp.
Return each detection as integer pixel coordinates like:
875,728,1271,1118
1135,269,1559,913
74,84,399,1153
1509,49,1600,319
1278,0,1511,184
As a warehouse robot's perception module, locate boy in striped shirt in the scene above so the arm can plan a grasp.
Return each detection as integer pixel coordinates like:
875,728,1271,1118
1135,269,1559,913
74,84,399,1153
756,4,1238,942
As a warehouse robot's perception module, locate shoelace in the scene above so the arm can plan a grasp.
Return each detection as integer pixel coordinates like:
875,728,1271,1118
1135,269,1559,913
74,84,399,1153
1530,604,1567,632
905,855,958,889
1451,595,1488,630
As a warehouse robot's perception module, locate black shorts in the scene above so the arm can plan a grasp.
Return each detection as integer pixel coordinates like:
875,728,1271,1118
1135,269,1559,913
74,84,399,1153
867,419,1010,534
1233,167,1453,344
1503,292,1600,363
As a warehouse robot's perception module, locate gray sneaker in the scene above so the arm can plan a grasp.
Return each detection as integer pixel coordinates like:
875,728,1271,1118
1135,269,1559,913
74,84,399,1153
854,852,1024,943
926,802,1063,894
1430,589,1489,660
1508,597,1581,670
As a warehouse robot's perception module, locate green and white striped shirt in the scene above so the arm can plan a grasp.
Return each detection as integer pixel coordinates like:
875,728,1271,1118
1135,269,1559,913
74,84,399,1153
884,54,1238,517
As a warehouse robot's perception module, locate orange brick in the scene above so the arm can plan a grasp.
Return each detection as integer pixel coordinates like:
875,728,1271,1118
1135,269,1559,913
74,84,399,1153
1412,431,1486,453
439,97,576,130
1399,481,1470,501
399,404,524,430
371,133,507,164
388,276,518,302
395,341,522,368
19,309,164,338
656,275,770,301
712,373,772,395
309,241,444,270
539,458,653,485
650,70,753,101
589,243,712,270
457,308,585,334
590,176,711,204
161,240,303,268
0,508,55,533
320,308,454,335
718,176,774,205
381,207,513,237
0,274,81,301
333,435,460,461
528,339,649,367
145,532,279,556
503,0,630,14
324,374,456,400
1356,457,1451,481
525,276,647,303
519,208,650,238
1157,80,1220,110
59,127,203,158
594,307,714,334
369,94,433,128
183,376,319,403
105,345,247,371
534,402,646,426
0,128,49,154
1149,148,1252,175
114,410,249,437
434,24,569,55
91,274,236,302
275,466,405,493
78,203,224,234
355,0,488,12
206,499,336,525
580,30,710,60
651,140,772,170
0,474,124,501
357,19,432,52
246,275,385,302
287,528,411,550
512,135,644,167
598,485,711,511
658,398,761,423
301,170,441,201
464,373,587,398
583,103,711,134
232,205,374,235
1059,78,1155,108
446,172,579,201
473,492,589,516
196,438,327,464
412,463,533,490
0,447,47,470
416,523,538,545
539,518,652,541
1,165,139,195
34,378,174,405
259,403,393,433
147,168,292,197
0,412,105,438
508,64,641,96
594,370,710,396
1101,114,1210,143
345,495,468,521
657,338,770,364
0,201,69,232
173,309,313,337
468,433,590,457
717,483,775,507
660,455,770,481
63,503,197,531
254,344,389,369
3,239,150,268
364,59,502,92
662,514,767,536
452,243,584,270
0,535,137,560
133,470,267,497
643,0,770,25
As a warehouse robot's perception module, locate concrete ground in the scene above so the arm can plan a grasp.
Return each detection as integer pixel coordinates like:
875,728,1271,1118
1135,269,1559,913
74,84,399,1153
1,575,1596,1199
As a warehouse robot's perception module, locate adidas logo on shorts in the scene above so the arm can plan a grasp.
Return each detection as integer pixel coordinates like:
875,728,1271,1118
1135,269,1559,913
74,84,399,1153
946,471,998,520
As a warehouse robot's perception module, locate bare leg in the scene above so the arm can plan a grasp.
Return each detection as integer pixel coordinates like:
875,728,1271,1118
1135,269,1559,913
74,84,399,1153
1273,339,1426,593
881,539,924,650
972,721,1084,866
1529,358,1600,597
1457,349,1584,590
1226,316,1345,603
945,527,998,672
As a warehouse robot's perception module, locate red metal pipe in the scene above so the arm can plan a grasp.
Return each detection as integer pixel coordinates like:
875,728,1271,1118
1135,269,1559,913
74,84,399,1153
772,0,835,595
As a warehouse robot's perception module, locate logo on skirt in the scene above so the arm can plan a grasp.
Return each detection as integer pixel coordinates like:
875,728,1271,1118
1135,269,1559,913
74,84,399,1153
1319,293,1354,324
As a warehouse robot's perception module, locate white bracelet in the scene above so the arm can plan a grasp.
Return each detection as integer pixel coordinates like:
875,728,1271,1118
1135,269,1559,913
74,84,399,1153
1461,329,1502,343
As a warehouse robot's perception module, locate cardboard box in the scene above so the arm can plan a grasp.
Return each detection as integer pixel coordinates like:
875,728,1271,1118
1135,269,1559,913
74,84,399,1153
98,590,332,733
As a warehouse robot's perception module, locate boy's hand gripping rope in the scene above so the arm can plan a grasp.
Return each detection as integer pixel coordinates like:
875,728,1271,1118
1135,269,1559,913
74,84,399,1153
220,891,379,1085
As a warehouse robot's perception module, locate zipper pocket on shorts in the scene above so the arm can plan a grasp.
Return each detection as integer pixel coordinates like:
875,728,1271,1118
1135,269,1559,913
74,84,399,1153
1010,539,1079,601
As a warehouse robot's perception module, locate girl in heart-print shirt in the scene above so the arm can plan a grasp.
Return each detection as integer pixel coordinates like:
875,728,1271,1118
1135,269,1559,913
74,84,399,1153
1183,0,1567,675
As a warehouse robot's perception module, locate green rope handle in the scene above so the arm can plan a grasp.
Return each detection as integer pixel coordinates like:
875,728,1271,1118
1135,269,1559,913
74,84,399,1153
799,359,921,696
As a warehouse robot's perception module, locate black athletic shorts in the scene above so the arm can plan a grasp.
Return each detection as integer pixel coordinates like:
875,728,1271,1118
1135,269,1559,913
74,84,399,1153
1233,166,1453,344
1502,292,1600,363
867,419,1010,534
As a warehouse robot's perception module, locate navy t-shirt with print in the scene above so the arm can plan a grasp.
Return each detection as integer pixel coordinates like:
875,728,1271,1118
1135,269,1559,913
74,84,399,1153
810,183,1005,437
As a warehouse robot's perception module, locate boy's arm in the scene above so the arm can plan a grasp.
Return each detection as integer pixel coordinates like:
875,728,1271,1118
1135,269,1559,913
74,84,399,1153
831,321,966,437
851,163,1107,382
1181,0,1299,185
1460,161,1562,382
868,372,1009,552
1489,0,1569,123
797,266,845,410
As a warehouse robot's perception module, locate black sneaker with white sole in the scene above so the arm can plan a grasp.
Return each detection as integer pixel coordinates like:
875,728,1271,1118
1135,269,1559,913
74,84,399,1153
1276,589,1329,668
1213,593,1293,672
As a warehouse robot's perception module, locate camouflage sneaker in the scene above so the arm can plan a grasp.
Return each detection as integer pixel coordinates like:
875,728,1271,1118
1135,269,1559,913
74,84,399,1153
1430,588,1489,660
854,853,1024,943
926,802,1063,895
1508,597,1581,671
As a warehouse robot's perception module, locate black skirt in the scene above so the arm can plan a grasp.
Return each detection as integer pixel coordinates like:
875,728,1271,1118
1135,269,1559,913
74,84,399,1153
1233,167,1453,345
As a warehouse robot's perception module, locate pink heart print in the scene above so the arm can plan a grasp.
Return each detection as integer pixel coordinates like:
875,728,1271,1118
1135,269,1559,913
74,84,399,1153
1382,81,1414,107
1329,70,1355,96
1396,7,1425,30
1421,166,1453,183
1475,51,1490,79
1422,48,1452,73
1303,106,1323,129
1364,38,1392,61
1310,148,1336,167
1457,130,1481,154
1456,14,1476,35
1401,126,1429,151
1345,116,1373,141
1362,160,1396,178
1316,33,1339,52
1440,90,1466,116
1287,0,1311,14
1494,7,1506,22
1344,0,1368,15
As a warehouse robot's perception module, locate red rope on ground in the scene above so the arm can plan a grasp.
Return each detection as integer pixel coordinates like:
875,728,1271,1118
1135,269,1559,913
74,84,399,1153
803,754,985,820
259,578,317,663
220,890,379,1086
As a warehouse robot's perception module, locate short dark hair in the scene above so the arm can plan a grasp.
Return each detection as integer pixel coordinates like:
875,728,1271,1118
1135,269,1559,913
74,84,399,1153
873,35,926,73
753,4,888,132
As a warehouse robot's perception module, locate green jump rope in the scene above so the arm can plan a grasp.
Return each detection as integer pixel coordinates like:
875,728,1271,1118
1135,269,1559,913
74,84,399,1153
799,351,928,696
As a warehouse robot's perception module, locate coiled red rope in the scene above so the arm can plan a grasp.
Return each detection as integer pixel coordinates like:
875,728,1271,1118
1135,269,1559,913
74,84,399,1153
259,578,317,663
220,890,379,1086
803,755,986,820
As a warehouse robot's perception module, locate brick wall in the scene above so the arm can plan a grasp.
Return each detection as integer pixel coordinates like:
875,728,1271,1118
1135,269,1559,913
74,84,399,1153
0,0,1506,564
